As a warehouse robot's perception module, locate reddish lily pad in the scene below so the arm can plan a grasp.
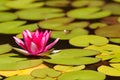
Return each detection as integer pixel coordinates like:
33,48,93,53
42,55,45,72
95,24,120,37
67,7,111,19
16,8,65,20
69,35,109,47
51,28,88,40
58,70,106,80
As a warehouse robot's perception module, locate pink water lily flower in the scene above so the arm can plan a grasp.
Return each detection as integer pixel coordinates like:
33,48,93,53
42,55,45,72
13,30,59,56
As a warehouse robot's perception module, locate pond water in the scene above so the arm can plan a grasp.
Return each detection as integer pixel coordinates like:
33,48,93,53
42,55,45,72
0,0,120,80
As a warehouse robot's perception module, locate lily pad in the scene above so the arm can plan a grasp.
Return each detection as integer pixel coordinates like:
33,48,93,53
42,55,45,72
58,70,106,80
5,75,34,80
85,44,120,60
110,63,120,70
95,24,120,37
89,22,107,29
54,65,85,72
44,57,100,65
109,38,120,43
72,0,105,7
98,65,120,76
49,49,100,58
16,8,65,20
103,3,120,15
31,68,61,78
0,21,38,34
34,77,54,80
0,12,17,22
45,1,69,7
51,28,88,40
69,35,109,47
5,0,44,9
109,58,120,63
67,7,111,19
0,44,12,54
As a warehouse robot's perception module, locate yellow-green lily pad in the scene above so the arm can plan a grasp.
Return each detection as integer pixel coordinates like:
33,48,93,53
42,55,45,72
58,70,106,80
51,28,88,40
0,12,17,22
109,38,120,43
69,35,108,47
44,57,100,65
67,7,111,19
49,49,100,58
0,21,38,34
0,44,12,54
5,0,44,9
5,75,34,80
109,58,120,63
85,44,120,60
89,22,107,29
45,1,70,7
72,0,105,7
16,8,65,20
31,68,61,78
110,63,120,70
95,24,120,37
98,65,120,76
54,65,85,72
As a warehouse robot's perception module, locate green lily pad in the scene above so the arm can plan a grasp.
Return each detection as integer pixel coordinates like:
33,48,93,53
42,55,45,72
51,28,88,40
109,38,120,43
0,21,38,34
5,75,34,80
16,8,65,20
110,63,120,70
54,65,85,72
31,68,61,78
49,49,100,58
5,0,44,9
69,35,109,47
89,22,107,29
85,44,120,60
0,44,12,54
0,58,43,70
58,70,106,80
103,3,120,15
34,77,54,80
95,24,120,37
109,58,120,62
72,0,105,7
67,7,111,19
45,1,70,7
44,57,100,65
0,12,17,22
98,65,120,76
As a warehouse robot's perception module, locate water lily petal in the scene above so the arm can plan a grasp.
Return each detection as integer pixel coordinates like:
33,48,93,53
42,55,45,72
44,38,59,52
30,42,39,55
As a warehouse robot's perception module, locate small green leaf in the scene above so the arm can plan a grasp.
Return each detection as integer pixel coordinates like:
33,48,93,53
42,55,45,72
0,44,12,54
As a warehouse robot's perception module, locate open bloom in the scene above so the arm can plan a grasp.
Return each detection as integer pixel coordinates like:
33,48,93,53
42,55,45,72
13,30,59,56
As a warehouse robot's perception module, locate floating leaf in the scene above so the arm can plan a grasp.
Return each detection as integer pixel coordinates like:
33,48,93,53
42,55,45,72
110,63,120,70
45,1,69,7
103,3,120,15
51,28,88,40
58,70,106,80
5,0,44,9
34,77,54,80
98,65,120,76
72,0,105,7
31,68,61,78
109,58,120,63
89,22,107,29
0,12,17,22
85,44,120,60
69,35,108,47
67,7,111,19
16,8,65,20
0,21,38,34
95,24,120,37
49,49,100,58
5,75,34,80
0,44,12,54
44,57,100,65
109,38,120,43
54,65,85,72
